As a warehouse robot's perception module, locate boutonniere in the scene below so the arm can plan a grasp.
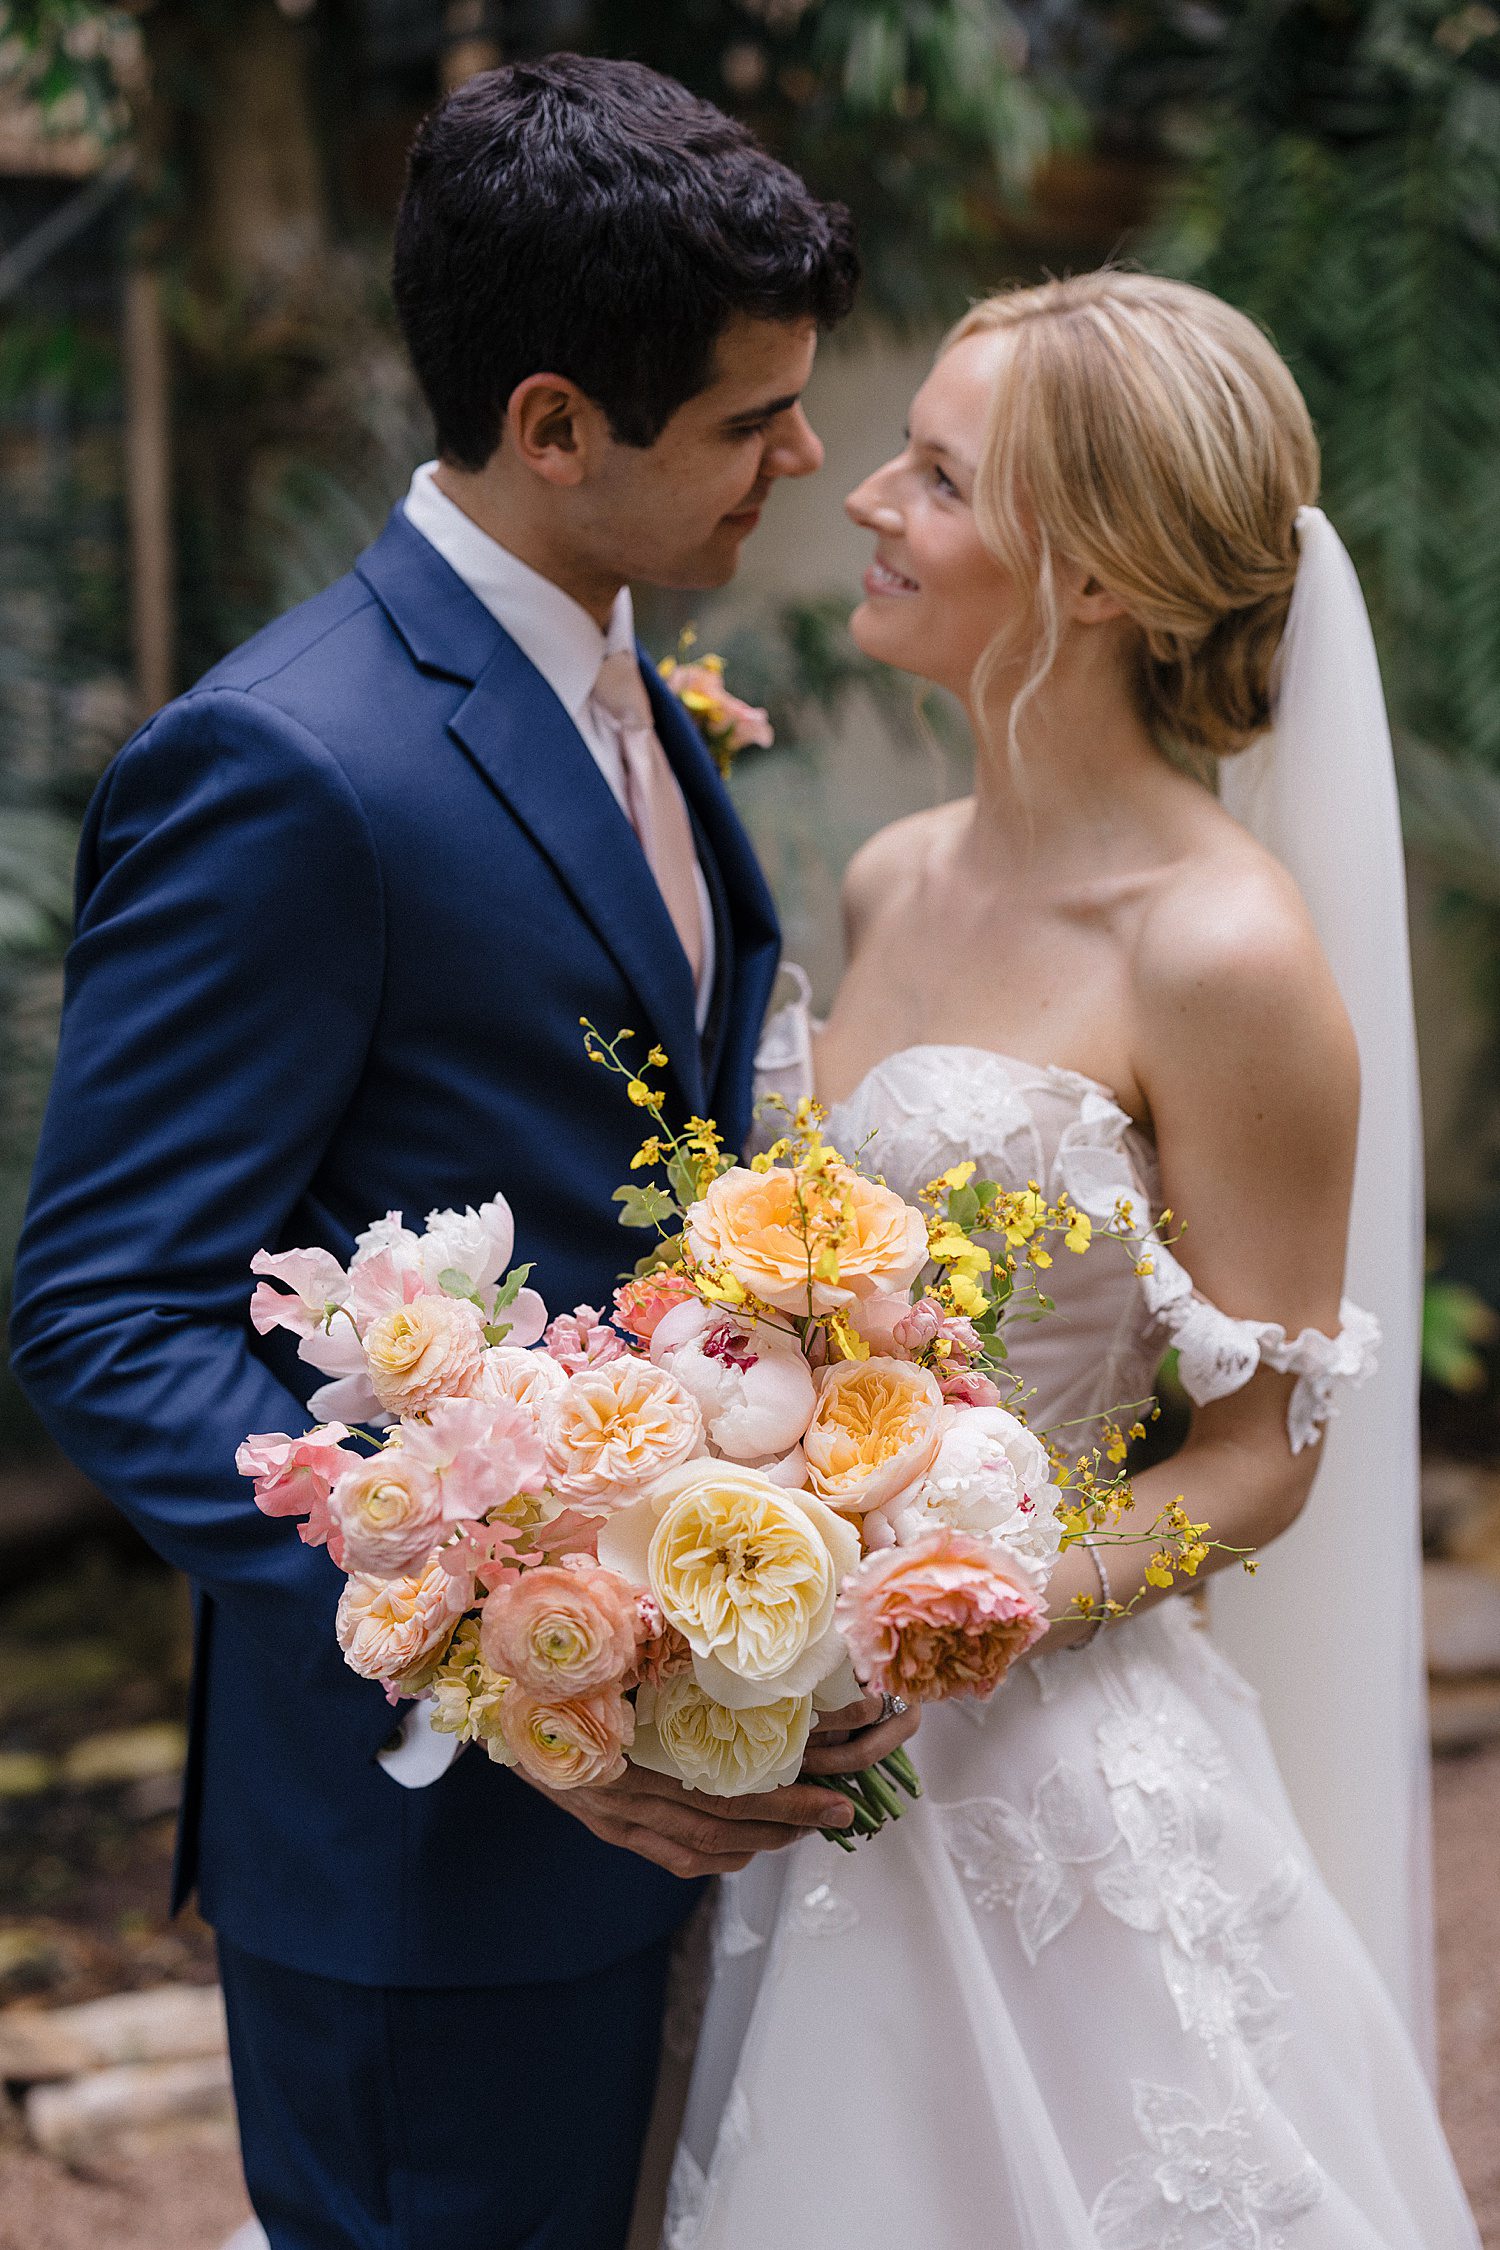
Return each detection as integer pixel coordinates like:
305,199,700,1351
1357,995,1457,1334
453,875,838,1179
658,628,774,778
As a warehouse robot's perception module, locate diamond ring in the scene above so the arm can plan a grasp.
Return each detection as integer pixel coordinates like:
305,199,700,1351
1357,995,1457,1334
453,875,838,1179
879,1692,909,1725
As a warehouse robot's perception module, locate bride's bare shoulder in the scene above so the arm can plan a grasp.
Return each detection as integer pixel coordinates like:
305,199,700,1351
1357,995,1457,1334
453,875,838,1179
1133,820,1359,1126
841,800,969,946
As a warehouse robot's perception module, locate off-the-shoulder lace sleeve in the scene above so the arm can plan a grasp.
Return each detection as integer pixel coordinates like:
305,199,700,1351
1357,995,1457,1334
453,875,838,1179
1053,1089,1380,1454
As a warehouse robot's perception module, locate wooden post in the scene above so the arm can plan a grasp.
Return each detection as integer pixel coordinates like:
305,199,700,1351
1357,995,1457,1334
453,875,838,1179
442,2,502,90
122,265,173,718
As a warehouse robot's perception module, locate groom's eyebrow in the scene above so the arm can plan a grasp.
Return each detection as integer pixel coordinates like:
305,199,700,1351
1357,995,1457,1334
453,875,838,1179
722,391,802,430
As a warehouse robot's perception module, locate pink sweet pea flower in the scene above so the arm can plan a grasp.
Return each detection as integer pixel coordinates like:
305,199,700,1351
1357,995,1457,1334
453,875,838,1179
544,1305,629,1373
249,1246,349,1340
397,1395,548,1528
835,1528,1048,1704
236,1425,356,1560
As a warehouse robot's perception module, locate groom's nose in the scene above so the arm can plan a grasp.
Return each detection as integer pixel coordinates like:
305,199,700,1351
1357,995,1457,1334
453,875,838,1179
767,405,824,481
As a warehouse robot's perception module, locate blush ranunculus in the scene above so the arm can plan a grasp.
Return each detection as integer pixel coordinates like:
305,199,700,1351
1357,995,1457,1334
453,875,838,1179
631,1676,813,1797
330,1451,444,1577
612,1269,698,1345
335,1554,469,1685
648,1300,816,1464
835,1528,1047,1703
685,1162,927,1315
496,1684,633,1789
543,1304,629,1373
595,1459,859,1708
541,1358,704,1509
802,1357,946,1517
479,1564,640,1696
362,1294,489,1415
236,1424,354,1557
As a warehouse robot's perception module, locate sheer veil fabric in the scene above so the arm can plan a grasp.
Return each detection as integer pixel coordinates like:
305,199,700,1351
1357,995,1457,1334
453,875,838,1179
1215,507,1433,2065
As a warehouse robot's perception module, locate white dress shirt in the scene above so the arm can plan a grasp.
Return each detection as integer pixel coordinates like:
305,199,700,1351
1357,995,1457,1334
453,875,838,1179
402,461,715,1029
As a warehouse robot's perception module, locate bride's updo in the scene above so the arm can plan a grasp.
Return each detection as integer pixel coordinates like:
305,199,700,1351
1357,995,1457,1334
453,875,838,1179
951,272,1320,761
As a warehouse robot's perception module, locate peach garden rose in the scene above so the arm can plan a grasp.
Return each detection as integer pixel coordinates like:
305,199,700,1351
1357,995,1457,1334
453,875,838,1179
803,1357,947,1517
330,1449,445,1578
541,1357,704,1508
335,1553,470,1686
685,1160,928,1315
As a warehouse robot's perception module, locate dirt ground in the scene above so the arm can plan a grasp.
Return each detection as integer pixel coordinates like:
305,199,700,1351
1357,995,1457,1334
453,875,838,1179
0,1738,1492,2250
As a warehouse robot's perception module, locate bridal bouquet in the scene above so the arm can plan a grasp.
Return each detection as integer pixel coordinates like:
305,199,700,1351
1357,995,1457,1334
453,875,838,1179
237,1027,1170,1840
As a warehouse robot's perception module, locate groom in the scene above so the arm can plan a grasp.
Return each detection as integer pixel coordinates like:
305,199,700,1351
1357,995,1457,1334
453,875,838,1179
10,55,867,2250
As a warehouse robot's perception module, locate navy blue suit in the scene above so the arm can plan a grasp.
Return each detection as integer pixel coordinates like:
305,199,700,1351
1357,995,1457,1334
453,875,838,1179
10,508,780,2245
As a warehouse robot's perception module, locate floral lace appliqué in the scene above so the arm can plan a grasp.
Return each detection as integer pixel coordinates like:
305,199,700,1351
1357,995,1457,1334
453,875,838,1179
1091,2081,1324,2250
938,1760,1117,1962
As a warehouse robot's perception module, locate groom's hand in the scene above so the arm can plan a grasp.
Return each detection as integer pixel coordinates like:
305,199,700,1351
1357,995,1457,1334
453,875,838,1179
801,1693,921,1775
520,1765,857,1880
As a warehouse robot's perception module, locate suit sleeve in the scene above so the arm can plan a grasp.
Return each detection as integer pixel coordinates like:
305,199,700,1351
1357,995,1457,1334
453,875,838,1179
10,687,391,1738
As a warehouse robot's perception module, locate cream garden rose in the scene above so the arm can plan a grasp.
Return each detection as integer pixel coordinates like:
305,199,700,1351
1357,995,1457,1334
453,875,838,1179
803,1357,947,1517
541,1358,704,1508
596,1459,859,1707
685,1161,927,1315
362,1294,489,1415
631,1675,813,1797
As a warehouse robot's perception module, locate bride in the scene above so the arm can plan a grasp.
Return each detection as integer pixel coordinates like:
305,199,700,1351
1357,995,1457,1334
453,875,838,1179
663,274,1480,2247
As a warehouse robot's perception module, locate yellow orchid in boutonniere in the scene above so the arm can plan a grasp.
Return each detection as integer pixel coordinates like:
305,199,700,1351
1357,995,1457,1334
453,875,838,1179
658,628,774,778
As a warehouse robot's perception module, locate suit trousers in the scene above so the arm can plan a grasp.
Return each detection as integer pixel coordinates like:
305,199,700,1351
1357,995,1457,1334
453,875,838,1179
218,1933,673,2250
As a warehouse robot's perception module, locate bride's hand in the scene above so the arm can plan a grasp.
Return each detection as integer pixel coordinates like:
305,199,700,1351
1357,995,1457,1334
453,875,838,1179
519,1763,857,1880
800,1693,920,1776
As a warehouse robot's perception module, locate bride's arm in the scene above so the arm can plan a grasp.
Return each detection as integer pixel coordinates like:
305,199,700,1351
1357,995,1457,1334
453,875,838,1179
1042,856,1361,1646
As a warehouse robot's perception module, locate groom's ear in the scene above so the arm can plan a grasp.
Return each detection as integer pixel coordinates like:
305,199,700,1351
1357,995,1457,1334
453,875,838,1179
505,374,606,489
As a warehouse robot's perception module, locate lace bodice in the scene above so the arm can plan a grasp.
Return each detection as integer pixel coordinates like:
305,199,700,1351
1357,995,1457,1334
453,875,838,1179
754,971,1378,1451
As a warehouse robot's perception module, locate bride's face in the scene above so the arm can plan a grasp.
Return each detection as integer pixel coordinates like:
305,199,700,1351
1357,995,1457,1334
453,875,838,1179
845,332,1023,701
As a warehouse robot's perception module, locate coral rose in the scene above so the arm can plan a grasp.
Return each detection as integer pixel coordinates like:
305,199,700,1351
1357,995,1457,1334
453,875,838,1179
363,1294,488,1415
497,1685,633,1789
480,1564,639,1696
330,1450,445,1577
596,1460,858,1708
685,1162,927,1315
336,1554,469,1685
835,1529,1047,1704
613,1269,698,1345
648,1300,816,1464
803,1358,946,1517
541,1358,703,1509
632,1676,813,1797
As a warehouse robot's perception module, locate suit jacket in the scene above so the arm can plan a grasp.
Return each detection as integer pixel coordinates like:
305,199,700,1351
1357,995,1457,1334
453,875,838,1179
10,507,781,1986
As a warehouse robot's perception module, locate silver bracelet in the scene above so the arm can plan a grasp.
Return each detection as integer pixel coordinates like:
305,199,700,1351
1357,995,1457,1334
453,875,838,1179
1074,1539,1112,1650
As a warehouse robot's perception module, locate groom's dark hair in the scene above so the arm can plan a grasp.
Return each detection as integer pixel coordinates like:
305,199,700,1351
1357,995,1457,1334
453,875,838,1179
393,53,859,470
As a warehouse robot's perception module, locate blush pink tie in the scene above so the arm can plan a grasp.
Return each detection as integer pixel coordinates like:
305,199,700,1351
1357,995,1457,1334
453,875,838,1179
590,649,704,990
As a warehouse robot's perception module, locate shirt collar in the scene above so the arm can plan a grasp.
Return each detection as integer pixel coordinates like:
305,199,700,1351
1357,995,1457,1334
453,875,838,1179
402,460,634,720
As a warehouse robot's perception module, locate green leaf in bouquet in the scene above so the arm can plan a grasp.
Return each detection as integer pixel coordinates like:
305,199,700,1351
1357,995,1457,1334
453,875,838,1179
483,1322,513,1347
437,1268,483,1303
492,1262,535,1311
614,1183,676,1230
945,1184,981,1230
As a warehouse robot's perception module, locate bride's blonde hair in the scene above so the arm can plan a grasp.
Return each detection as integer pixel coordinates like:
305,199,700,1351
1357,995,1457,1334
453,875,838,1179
948,271,1320,763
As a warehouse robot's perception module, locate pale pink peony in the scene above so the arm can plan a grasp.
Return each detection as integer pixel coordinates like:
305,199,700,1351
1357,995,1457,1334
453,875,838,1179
612,1270,698,1345
330,1451,444,1578
541,1358,704,1508
497,1684,634,1789
835,1528,1047,1703
473,1343,568,1415
363,1294,489,1415
802,1357,946,1517
544,1304,630,1374
648,1299,815,1464
480,1564,640,1696
236,1425,355,1558
939,1368,1003,1409
336,1554,469,1684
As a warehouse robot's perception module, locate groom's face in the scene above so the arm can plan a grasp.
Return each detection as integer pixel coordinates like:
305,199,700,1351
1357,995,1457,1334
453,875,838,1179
581,315,824,590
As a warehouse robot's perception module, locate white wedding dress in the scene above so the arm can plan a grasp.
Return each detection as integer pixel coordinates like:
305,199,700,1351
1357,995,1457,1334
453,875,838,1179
662,993,1480,2250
